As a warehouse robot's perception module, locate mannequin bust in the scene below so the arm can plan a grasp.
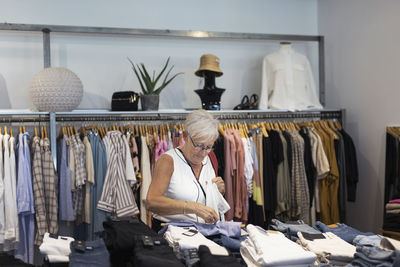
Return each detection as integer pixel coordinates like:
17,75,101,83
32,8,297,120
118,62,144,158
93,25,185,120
195,70,225,110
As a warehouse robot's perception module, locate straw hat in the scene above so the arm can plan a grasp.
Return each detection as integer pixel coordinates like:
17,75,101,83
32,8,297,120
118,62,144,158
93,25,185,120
195,54,223,77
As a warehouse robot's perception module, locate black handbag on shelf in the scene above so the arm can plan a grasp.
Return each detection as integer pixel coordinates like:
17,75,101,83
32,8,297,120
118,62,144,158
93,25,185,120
111,91,140,111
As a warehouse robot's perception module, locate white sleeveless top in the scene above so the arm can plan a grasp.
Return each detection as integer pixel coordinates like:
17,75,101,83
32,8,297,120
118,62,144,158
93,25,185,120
153,148,215,223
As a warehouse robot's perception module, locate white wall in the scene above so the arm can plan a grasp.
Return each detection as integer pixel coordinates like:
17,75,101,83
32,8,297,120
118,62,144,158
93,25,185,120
0,0,318,110
318,0,400,232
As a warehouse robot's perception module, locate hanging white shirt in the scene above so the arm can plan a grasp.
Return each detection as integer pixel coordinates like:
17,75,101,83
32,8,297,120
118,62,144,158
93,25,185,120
3,134,18,248
0,134,4,244
259,45,323,111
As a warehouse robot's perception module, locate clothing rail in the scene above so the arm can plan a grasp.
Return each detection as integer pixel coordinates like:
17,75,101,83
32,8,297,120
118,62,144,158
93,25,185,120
0,109,343,172
0,22,326,105
54,109,342,122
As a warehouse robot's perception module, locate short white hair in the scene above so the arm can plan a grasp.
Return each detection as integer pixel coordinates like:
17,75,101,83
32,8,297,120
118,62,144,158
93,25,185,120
185,109,218,143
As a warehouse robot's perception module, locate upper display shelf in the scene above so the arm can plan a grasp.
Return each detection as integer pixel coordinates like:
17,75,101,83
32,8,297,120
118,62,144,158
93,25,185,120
0,22,325,106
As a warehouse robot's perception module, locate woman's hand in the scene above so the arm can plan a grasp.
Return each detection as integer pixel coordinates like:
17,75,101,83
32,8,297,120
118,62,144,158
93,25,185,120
188,202,218,224
212,176,225,195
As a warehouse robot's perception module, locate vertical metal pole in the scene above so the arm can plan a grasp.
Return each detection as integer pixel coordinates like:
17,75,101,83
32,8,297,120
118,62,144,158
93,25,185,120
318,36,325,107
50,112,57,172
42,28,51,68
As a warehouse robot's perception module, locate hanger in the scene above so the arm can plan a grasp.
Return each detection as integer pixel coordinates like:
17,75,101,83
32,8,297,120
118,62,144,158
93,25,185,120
335,120,343,131
44,127,48,139
34,127,38,137
4,126,7,135
10,127,13,137
19,126,22,135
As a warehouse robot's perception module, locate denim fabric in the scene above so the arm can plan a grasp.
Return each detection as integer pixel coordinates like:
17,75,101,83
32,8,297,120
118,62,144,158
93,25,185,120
270,219,321,241
353,234,383,248
346,246,400,267
315,221,374,244
159,221,242,237
69,239,110,267
211,235,247,251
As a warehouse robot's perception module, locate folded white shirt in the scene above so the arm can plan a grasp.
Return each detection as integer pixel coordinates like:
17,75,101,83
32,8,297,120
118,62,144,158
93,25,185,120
164,225,228,256
240,224,316,267
39,233,74,262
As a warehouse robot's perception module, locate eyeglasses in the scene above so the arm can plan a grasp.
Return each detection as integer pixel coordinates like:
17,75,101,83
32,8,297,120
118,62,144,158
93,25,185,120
189,135,213,152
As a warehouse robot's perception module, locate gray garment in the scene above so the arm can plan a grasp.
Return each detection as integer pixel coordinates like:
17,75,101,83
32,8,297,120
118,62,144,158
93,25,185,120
270,218,321,241
275,131,291,219
335,130,347,223
288,131,310,224
87,132,110,239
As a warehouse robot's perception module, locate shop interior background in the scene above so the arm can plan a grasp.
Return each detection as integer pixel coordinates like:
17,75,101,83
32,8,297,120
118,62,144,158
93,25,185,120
1,0,399,234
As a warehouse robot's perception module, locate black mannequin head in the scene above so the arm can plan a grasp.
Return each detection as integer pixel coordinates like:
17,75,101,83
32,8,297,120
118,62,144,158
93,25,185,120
201,70,217,90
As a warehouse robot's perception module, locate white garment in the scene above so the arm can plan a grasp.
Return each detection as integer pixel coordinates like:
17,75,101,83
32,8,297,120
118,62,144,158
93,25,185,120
0,134,4,244
297,232,356,264
153,148,215,223
240,224,316,267
39,232,74,263
140,136,152,224
3,134,18,247
123,134,136,186
308,128,329,214
259,45,323,111
8,136,18,243
242,138,254,191
164,225,228,256
205,180,230,222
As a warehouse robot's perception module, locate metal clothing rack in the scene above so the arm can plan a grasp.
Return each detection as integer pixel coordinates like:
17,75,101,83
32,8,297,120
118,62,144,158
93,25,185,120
0,109,342,171
0,22,326,105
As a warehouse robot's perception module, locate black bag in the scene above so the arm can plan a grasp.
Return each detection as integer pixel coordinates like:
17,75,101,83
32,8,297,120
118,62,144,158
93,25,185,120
111,91,140,111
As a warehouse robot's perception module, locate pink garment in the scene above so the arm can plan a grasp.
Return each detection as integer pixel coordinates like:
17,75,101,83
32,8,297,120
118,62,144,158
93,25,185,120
232,130,247,223
224,129,237,221
154,135,169,163
389,199,400,203
154,136,163,163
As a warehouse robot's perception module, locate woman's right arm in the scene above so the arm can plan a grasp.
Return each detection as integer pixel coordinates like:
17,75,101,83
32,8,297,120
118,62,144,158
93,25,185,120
146,154,218,223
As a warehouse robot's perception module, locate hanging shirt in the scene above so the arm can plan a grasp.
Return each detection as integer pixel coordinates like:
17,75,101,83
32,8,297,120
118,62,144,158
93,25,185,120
83,135,94,224
58,135,74,221
8,135,18,247
260,45,323,111
32,136,47,245
0,134,4,246
97,131,139,218
140,135,152,224
15,133,35,264
42,137,58,237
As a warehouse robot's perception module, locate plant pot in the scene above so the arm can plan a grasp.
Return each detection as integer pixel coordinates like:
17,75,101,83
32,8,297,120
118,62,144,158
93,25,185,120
141,94,159,111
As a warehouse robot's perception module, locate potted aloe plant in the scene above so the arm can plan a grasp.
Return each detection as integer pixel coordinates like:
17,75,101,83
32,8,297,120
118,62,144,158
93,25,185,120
128,57,183,110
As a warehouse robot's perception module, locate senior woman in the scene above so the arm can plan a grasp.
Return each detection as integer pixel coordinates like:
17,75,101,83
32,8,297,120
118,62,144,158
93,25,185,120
146,109,226,232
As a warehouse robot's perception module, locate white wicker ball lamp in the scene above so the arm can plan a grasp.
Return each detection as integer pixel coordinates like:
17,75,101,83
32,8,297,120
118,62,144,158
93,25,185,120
30,67,83,112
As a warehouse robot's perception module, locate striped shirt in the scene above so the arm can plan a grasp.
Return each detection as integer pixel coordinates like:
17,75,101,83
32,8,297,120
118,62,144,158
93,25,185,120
97,131,139,217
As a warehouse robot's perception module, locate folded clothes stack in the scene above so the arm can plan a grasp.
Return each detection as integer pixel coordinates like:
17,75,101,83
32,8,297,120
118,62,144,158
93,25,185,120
383,201,400,232
164,225,229,256
240,224,317,267
297,232,356,266
39,233,74,263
